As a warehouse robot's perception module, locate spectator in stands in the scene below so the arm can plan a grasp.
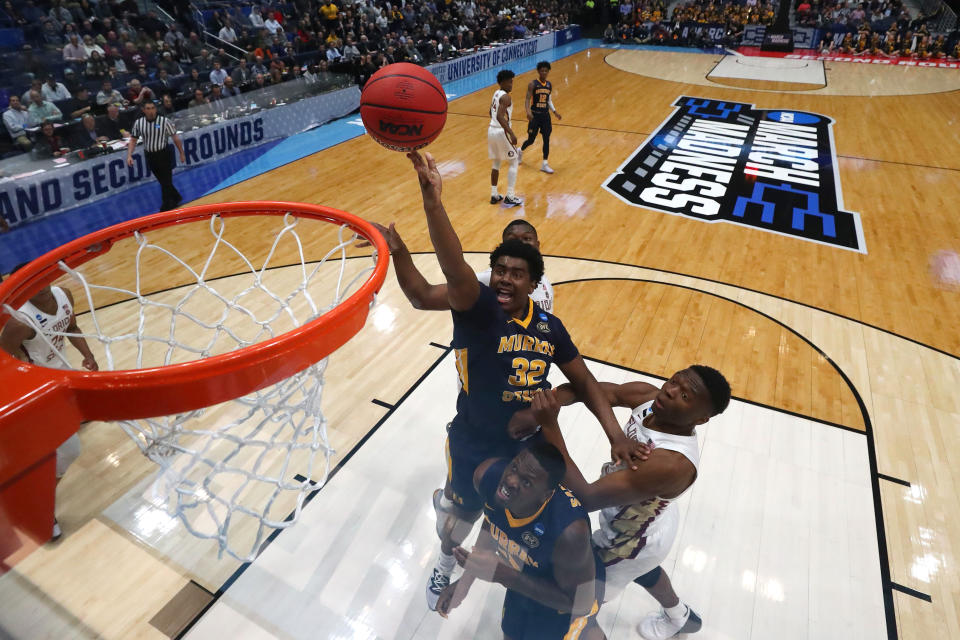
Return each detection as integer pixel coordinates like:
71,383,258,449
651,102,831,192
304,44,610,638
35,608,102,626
27,88,59,123
326,40,343,62
127,79,154,105
252,72,269,91
269,67,284,85
183,32,203,60
82,35,105,58
219,19,238,43
158,52,184,76
97,80,124,106
195,48,214,73
250,8,266,29
210,60,229,86
34,122,67,158
48,0,72,27
135,65,153,84
184,68,208,95
603,23,616,42
232,57,253,86
86,50,109,78
107,46,128,73
265,13,284,35
3,96,33,152
158,93,177,116
100,104,127,139
208,84,227,112
123,42,144,69
42,19,64,50
62,87,94,120
70,113,107,149
252,55,269,76
156,68,178,93
42,75,72,102
63,34,88,63
222,76,242,97
188,88,210,111
342,36,361,60
62,69,83,95
320,1,339,30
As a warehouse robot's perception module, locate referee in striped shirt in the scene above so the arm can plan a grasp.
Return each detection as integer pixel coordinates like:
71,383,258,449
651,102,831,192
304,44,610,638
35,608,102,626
126,101,186,211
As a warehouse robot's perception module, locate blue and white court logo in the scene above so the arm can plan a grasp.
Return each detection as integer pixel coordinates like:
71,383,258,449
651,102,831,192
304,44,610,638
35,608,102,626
604,96,865,253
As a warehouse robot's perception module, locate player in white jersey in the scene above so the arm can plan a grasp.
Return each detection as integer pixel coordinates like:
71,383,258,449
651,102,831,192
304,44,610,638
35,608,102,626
513,365,731,639
366,218,555,313
488,69,522,207
0,278,99,539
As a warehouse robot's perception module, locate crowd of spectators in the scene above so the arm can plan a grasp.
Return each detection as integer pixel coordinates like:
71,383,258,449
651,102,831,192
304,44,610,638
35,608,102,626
798,0,958,58
1,0,578,160
600,0,778,48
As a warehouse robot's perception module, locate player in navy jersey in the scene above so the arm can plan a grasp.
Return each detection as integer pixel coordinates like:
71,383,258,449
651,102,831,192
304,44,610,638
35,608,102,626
436,443,606,640
405,150,645,610
511,368,730,640
367,218,555,313
520,61,562,174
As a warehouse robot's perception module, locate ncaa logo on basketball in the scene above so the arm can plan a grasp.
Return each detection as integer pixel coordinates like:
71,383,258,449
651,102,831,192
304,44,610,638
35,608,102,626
378,121,425,137
604,96,866,253
521,531,540,548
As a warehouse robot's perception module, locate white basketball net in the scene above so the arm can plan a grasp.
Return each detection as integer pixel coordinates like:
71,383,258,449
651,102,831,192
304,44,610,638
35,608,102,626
3,213,377,561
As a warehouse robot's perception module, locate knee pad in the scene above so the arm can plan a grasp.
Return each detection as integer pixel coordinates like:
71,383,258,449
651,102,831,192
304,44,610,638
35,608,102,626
633,566,662,588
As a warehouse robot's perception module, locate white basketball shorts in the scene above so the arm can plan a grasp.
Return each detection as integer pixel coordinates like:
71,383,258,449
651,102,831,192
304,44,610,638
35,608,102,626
596,501,680,602
488,126,516,163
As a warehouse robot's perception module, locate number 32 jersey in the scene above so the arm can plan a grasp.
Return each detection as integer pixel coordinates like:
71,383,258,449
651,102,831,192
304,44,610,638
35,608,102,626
451,284,578,445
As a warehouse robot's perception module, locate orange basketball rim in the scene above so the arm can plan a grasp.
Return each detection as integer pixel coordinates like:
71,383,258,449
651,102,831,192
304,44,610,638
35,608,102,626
0,202,388,570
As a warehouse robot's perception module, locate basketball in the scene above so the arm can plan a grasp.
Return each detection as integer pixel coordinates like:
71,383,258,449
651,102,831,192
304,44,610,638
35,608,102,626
360,63,447,151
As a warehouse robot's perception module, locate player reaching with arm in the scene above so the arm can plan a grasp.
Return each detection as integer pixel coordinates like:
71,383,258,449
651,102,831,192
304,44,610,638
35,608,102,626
511,366,731,639
0,276,99,540
436,443,607,640
520,61,561,174
488,69,522,206
406,150,645,611
368,219,554,313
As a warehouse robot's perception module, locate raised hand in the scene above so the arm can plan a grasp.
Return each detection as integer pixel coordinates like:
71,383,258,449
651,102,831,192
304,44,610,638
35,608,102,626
407,150,442,199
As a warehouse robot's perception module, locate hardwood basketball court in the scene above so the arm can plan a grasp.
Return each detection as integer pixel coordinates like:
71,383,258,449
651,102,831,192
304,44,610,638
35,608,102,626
1,45,958,640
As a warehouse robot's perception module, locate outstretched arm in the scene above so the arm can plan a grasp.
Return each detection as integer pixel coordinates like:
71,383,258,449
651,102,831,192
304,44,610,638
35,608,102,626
407,151,480,312
369,221,451,311
533,390,688,512
558,355,646,469
557,379,659,409
64,290,98,371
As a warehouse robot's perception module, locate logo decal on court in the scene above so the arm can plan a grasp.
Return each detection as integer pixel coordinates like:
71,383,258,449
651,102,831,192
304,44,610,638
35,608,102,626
604,96,865,252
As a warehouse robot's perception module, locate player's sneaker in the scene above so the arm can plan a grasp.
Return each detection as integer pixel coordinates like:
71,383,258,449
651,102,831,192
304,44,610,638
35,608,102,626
490,194,504,205
426,567,451,611
637,605,702,639
51,519,62,541
503,196,523,207
541,162,554,174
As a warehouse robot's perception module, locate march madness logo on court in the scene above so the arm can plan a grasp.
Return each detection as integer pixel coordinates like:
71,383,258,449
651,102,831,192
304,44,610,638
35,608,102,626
604,96,865,253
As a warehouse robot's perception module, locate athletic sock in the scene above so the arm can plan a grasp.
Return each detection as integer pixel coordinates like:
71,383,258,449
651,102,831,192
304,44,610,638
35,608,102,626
507,163,518,198
664,602,687,620
491,185,499,197
437,550,456,575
